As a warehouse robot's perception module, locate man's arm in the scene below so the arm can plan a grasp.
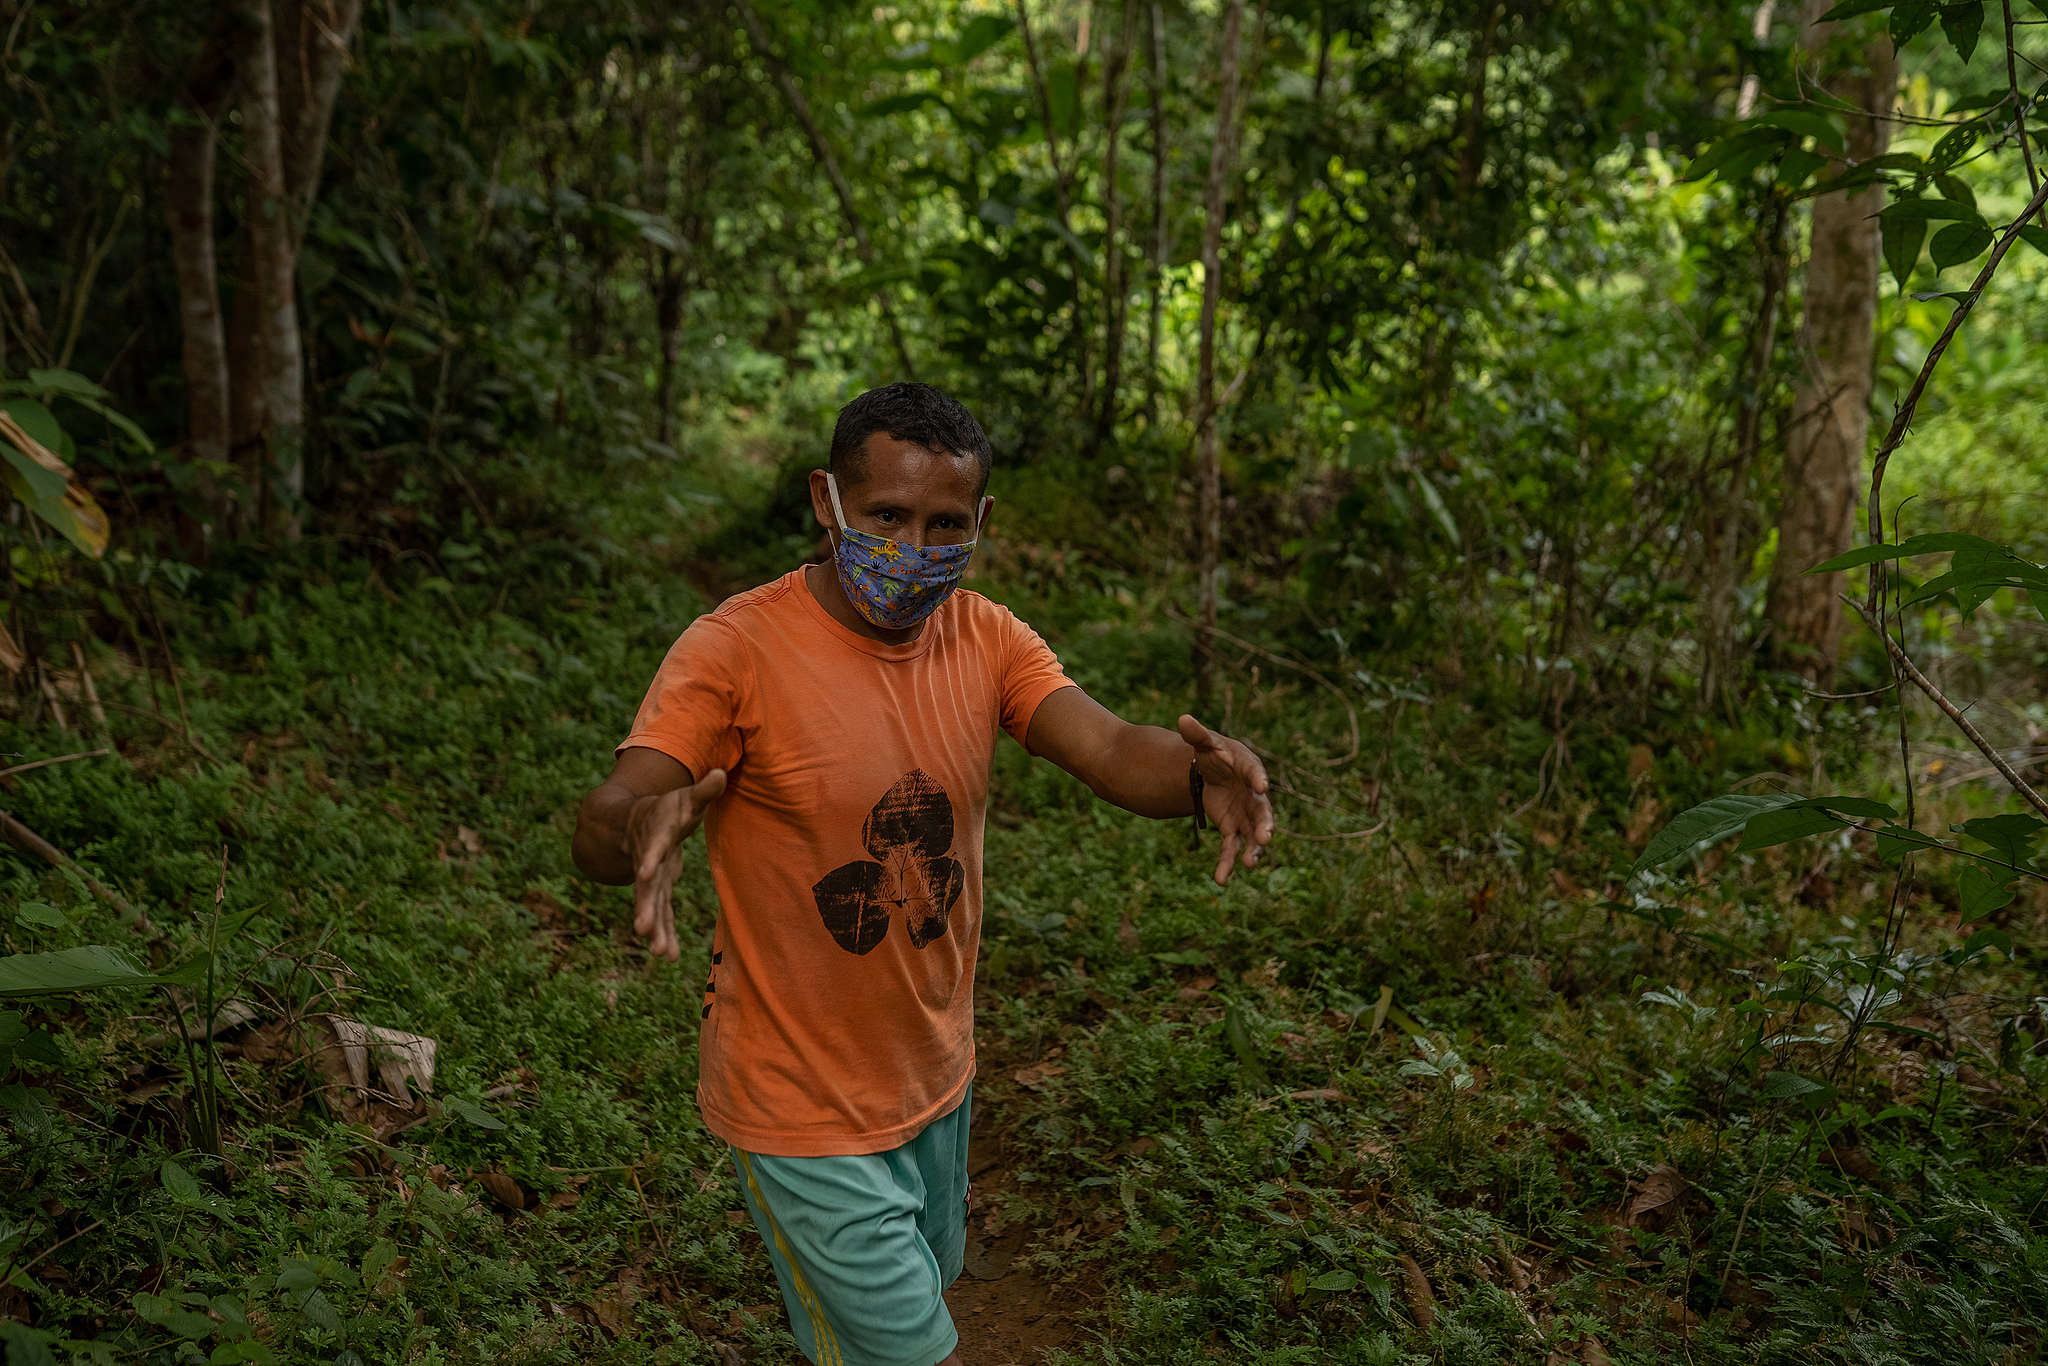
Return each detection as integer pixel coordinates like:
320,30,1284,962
1024,686,1274,884
573,746,726,960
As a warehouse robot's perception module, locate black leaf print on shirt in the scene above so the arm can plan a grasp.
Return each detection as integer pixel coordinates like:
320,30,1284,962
812,769,964,954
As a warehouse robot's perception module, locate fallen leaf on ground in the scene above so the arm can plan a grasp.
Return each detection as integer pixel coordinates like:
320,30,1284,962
1009,1062,1067,1089
1625,1165,1687,1227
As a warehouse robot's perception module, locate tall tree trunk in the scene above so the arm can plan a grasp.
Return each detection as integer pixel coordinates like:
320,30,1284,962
1088,0,1137,455
277,0,365,253
1192,0,1247,711
232,0,307,540
1143,0,1167,424
1763,2,1896,679
167,101,232,523
655,255,684,451
731,0,916,380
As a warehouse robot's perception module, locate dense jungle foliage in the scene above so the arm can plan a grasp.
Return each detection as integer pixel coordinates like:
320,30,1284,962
3,0,2048,1362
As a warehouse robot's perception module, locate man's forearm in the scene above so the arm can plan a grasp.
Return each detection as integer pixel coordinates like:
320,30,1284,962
572,784,641,885
1085,724,1200,818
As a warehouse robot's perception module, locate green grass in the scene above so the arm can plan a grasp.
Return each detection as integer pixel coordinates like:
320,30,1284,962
4,449,2047,1365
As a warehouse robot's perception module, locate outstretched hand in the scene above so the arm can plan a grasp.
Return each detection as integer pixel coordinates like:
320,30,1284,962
1177,715,1274,886
628,768,727,961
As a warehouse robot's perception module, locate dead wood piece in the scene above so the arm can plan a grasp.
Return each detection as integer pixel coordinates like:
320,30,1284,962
0,806,155,935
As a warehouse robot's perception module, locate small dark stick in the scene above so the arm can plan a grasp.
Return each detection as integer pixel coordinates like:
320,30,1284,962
1188,759,1207,850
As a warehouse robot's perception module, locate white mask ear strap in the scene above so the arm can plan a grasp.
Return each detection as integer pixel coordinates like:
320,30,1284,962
975,496,993,537
826,471,851,531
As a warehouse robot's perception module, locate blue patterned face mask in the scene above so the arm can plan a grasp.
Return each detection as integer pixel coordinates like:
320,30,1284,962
826,473,988,630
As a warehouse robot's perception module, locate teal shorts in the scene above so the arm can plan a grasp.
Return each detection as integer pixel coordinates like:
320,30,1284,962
730,1085,971,1366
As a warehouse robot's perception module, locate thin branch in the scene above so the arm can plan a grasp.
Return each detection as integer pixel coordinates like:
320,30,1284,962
1846,596,2048,822
0,748,110,779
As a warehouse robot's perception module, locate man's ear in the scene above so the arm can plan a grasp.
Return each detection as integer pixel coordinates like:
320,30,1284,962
808,468,835,535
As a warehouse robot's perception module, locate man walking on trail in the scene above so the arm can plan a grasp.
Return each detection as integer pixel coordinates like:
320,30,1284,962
572,382,1274,1366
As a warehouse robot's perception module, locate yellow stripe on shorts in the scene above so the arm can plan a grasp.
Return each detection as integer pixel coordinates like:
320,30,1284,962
737,1150,845,1366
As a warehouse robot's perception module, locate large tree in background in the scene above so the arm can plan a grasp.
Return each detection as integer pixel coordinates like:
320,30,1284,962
1763,0,1896,678
164,0,364,541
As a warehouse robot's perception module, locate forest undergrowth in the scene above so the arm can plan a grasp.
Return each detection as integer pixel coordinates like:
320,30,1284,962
4,439,2047,1366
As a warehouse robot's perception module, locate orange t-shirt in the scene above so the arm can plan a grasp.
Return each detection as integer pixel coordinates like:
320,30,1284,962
618,565,1075,1156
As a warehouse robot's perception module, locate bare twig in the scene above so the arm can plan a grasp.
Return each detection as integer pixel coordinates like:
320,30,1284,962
0,748,110,779
0,806,155,934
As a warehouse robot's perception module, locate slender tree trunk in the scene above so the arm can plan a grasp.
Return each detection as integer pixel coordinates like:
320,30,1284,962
1143,0,1167,424
232,0,307,540
1735,0,1778,119
167,105,232,512
1192,0,1247,710
1700,196,1789,707
277,0,365,254
1763,2,1896,678
655,255,684,450
732,0,917,379
1089,0,1137,455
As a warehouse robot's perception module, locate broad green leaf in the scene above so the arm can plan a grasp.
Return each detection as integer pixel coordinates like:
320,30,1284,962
1928,121,1981,170
1308,1269,1359,1292
1776,147,1828,189
1929,220,1993,270
1681,128,1784,182
1223,1003,1271,1088
1891,0,1939,46
2019,224,2048,258
1819,0,1893,17
1631,793,1809,875
1759,1070,1828,1099
954,13,1014,62
1754,108,1846,153
1938,0,1983,61
1808,531,2004,573
0,401,67,505
0,946,168,997
1882,213,1926,289
1957,865,2016,922
25,368,109,400
1877,197,1981,223
1739,804,1848,851
1961,926,2012,957
161,1159,205,1205
13,903,65,928
1956,813,2045,869
1934,171,1976,207
1808,795,1899,819
1048,65,1080,138
1872,823,1921,865
448,1095,507,1130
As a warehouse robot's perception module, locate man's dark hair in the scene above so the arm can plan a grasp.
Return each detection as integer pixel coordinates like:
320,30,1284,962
829,382,994,495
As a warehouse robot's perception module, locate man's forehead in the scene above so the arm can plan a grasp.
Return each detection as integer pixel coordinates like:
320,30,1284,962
847,437,982,500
